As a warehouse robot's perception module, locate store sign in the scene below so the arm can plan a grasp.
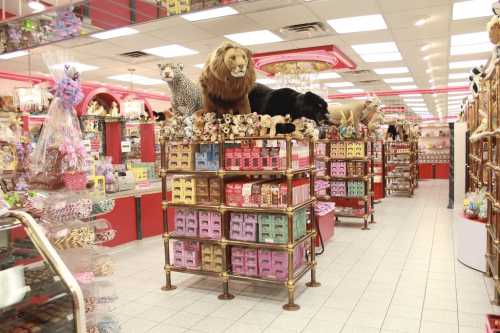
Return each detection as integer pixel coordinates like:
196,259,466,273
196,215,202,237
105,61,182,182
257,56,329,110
121,141,131,153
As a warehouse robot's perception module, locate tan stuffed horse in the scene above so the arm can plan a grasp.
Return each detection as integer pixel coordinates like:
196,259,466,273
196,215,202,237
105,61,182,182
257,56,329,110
328,97,382,136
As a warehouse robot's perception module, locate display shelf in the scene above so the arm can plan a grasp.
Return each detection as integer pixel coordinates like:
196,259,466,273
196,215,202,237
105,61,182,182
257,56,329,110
160,134,320,310
0,211,86,333
315,137,375,230
384,141,418,197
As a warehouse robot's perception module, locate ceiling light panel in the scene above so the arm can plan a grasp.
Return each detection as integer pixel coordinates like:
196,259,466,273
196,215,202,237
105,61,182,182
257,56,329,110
143,44,198,58
194,63,204,69
182,6,238,21
448,81,467,87
325,82,354,88
352,42,399,54
316,72,341,80
390,84,418,89
337,88,364,93
406,103,427,107
451,43,492,55
374,67,409,74
225,30,282,46
451,31,489,45
449,59,486,69
452,0,495,20
449,72,469,79
384,77,413,83
327,14,387,33
92,27,139,39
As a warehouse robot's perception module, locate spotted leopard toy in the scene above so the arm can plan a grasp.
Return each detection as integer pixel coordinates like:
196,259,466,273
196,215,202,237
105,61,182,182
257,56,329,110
158,63,203,116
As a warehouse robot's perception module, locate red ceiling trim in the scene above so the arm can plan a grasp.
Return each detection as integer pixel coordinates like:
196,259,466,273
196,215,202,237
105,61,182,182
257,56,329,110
328,86,469,100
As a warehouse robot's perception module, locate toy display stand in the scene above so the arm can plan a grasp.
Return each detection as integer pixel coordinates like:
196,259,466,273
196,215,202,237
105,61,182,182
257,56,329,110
159,134,320,311
384,140,418,197
315,137,375,230
418,123,450,180
454,209,486,272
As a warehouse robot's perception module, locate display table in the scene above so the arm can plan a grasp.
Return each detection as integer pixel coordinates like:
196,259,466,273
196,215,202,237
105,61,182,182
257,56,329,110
454,209,486,272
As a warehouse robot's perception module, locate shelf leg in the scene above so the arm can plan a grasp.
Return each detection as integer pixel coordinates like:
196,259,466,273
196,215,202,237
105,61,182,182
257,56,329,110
161,266,177,291
218,274,234,300
362,218,369,230
306,238,320,288
485,253,492,278
282,283,300,311
369,213,375,224
494,289,500,306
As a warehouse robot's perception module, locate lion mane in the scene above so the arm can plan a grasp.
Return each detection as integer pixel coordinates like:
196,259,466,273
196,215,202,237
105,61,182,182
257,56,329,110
199,41,256,116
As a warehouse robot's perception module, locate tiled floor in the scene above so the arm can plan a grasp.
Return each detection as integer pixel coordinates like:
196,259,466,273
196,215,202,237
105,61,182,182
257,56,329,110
108,180,495,333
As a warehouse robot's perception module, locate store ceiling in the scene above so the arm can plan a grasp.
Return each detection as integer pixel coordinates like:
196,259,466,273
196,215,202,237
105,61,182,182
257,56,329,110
0,0,494,119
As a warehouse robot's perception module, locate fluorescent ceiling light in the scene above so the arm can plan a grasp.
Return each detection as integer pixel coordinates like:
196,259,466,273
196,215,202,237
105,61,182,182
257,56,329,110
316,72,341,80
360,53,402,62
352,96,368,100
451,31,489,46
325,82,354,88
327,14,387,33
109,74,164,85
406,103,426,107
256,78,277,85
451,43,491,55
92,27,139,40
448,95,467,100
449,59,486,69
448,81,467,87
143,44,198,58
352,42,399,54
337,88,364,93
449,72,469,79
28,1,45,12
384,77,413,83
404,98,425,102
225,30,282,46
0,50,28,59
412,107,428,111
182,6,238,21
452,0,495,20
374,67,409,74
50,62,98,72
391,84,417,89
448,91,468,95
194,63,204,69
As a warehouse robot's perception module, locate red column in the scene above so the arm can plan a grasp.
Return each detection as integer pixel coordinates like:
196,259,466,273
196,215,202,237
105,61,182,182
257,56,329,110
105,122,122,164
140,123,155,162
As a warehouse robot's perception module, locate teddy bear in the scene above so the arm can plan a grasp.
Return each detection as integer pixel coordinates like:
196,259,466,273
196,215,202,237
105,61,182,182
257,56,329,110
231,115,246,139
192,112,205,140
203,112,219,141
244,112,260,136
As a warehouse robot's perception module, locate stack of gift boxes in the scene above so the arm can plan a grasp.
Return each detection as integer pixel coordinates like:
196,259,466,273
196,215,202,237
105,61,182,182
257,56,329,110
331,181,346,197
231,244,306,280
331,161,347,177
172,177,220,205
330,142,365,158
346,162,365,177
225,178,310,208
201,244,223,272
195,144,219,171
174,208,222,239
172,178,196,204
314,179,329,196
168,143,193,170
229,209,307,244
347,181,365,197
224,141,309,171
172,240,224,273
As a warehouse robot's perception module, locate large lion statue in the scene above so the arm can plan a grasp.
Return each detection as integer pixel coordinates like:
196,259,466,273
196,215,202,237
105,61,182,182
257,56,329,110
199,41,256,116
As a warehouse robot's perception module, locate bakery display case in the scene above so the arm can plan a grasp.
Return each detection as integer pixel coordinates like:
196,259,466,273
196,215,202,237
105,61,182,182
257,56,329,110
0,211,86,333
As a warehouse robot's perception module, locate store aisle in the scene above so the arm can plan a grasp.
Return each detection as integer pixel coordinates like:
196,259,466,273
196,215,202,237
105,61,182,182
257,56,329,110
108,180,492,333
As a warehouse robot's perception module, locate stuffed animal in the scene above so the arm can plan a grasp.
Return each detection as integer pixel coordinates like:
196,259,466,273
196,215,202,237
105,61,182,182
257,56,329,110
292,117,319,140
158,63,203,116
260,114,291,137
192,111,205,140
244,112,259,136
110,101,120,117
249,83,329,125
87,100,99,115
199,41,256,116
328,97,381,136
203,112,219,141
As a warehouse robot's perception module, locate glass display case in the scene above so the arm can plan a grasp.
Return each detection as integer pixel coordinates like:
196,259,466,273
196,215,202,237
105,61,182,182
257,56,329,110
0,211,86,333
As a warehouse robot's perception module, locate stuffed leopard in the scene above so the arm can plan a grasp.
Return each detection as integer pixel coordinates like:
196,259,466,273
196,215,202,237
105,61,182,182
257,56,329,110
158,63,203,116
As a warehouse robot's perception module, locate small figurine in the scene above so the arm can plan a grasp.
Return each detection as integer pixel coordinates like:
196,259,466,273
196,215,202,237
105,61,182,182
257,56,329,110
109,101,120,117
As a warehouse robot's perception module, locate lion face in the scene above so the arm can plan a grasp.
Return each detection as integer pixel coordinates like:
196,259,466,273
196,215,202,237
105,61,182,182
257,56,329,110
223,48,249,78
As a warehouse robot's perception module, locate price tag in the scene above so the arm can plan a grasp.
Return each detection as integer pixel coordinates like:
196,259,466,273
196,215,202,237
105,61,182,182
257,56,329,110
121,141,131,153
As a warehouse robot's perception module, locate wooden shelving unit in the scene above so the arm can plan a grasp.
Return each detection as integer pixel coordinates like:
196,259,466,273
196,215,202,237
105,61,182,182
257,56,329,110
159,134,320,310
384,141,418,197
484,60,500,304
466,95,488,192
315,138,375,230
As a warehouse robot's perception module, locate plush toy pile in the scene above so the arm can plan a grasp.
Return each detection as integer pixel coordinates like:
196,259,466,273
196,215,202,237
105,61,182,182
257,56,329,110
463,188,487,221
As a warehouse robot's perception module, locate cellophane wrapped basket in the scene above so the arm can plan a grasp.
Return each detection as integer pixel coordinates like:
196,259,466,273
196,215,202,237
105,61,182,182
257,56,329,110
63,171,87,190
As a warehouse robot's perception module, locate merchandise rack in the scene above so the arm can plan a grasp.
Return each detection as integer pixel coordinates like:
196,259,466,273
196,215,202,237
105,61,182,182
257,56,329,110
159,134,320,310
384,141,418,197
315,138,375,230
484,60,500,304
466,95,487,192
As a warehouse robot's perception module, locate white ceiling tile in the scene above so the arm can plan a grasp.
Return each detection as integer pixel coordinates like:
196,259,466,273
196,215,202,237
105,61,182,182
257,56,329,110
306,0,381,20
246,5,318,30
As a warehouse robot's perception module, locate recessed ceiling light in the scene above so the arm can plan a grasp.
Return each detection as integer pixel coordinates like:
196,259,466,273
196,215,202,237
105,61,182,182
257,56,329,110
50,62,98,72
109,74,164,86
412,107,428,111
451,43,492,55
384,77,413,83
407,103,427,107
452,0,495,20
361,53,402,62
92,27,139,39
143,44,198,58
337,88,364,93
448,91,468,95
327,14,387,33
0,50,28,60
352,96,368,100
449,59,486,69
225,30,282,46
256,78,277,85
316,72,341,80
448,95,467,100
194,63,205,69
325,82,354,88
448,82,467,88
451,31,489,46
28,1,45,12
449,72,469,79
373,67,409,74
391,84,418,90
182,6,238,21
352,42,399,54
